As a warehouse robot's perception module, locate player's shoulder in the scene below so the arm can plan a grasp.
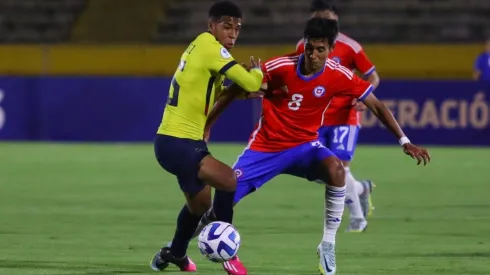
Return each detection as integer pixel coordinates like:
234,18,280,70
264,55,300,73
335,32,363,53
194,32,232,58
194,32,220,46
324,58,355,80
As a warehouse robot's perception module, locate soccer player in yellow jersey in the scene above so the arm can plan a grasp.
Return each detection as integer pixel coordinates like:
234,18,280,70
150,1,263,274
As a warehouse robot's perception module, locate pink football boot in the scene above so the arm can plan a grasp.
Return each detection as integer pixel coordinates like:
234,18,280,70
180,257,197,272
222,256,247,275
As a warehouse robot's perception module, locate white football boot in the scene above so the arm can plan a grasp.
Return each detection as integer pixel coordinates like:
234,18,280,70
317,241,336,275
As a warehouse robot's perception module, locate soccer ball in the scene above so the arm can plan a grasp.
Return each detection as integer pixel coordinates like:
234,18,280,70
198,221,241,263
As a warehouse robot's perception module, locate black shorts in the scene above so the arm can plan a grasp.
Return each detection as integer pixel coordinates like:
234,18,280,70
154,134,210,196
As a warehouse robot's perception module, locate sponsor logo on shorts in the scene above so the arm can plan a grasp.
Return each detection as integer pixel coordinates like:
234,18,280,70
313,86,326,97
234,169,243,178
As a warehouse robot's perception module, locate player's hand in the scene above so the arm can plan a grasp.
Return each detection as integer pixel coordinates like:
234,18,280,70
240,63,251,71
203,128,211,143
249,56,261,70
352,98,367,111
402,143,431,166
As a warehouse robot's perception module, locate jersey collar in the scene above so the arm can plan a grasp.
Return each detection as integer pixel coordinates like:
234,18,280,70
205,31,218,41
296,54,326,82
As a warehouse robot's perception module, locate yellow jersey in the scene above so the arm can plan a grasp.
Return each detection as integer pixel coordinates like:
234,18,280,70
158,32,263,140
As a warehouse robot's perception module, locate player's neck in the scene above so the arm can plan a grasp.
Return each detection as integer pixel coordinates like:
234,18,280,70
300,61,322,77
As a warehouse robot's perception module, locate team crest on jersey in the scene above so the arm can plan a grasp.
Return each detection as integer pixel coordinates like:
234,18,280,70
220,47,231,59
234,169,243,178
332,57,341,64
313,86,326,97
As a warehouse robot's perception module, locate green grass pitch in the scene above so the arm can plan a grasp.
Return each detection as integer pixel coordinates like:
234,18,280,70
1,143,490,275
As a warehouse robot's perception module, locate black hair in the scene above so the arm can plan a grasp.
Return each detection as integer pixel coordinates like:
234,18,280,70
208,1,242,20
310,0,337,13
303,17,339,47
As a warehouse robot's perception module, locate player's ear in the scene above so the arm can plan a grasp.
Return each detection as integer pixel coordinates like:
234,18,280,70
207,19,213,31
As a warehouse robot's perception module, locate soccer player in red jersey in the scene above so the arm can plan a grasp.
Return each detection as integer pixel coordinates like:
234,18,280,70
201,17,430,275
295,0,381,232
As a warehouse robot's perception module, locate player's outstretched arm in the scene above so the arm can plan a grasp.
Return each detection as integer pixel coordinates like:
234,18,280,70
225,56,263,93
362,93,431,165
355,72,380,111
364,71,380,88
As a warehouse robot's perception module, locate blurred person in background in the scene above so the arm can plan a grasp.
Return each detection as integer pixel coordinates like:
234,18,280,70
473,38,490,82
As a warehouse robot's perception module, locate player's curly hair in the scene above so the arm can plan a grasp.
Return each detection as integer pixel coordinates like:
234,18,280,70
303,17,339,47
310,0,338,13
208,1,242,20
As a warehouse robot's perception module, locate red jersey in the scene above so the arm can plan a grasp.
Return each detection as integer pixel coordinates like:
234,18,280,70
296,33,375,126
248,54,373,152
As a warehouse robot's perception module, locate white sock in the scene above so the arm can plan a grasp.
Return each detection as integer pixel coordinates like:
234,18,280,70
344,167,365,219
354,180,364,196
323,184,346,244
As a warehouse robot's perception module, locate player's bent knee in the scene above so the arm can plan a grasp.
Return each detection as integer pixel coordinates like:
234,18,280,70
208,173,236,192
219,175,237,192
198,155,237,192
319,156,345,187
329,159,345,187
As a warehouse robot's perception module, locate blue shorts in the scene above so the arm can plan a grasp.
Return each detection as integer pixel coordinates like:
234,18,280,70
154,134,210,196
318,125,360,161
232,140,335,204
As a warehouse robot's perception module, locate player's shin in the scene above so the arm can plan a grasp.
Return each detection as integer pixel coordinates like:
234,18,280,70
324,184,346,243
212,189,236,224
170,205,203,258
344,167,364,219
191,208,216,239
320,158,346,244
197,155,236,224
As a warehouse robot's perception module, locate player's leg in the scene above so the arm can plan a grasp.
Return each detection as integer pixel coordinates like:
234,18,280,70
283,141,345,275
189,155,243,240
150,135,216,272
152,186,211,272
334,125,374,230
313,146,346,275
320,125,372,232
189,172,256,239
192,148,286,238
197,148,292,275
190,169,257,240
223,149,287,275
198,154,238,227
344,163,375,231
158,155,238,271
